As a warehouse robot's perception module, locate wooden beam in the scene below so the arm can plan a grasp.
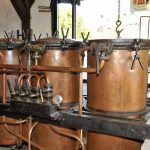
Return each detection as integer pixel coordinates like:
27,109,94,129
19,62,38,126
51,0,58,35
10,0,35,37
10,0,24,19
12,0,27,18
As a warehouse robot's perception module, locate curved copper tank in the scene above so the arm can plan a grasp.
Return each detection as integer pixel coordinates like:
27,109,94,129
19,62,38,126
87,39,149,150
0,38,24,146
31,37,83,150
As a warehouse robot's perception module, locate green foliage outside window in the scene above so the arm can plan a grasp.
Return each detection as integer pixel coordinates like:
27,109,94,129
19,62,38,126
58,6,91,40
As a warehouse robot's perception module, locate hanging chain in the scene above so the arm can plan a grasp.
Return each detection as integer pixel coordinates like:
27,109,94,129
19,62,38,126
116,0,123,39
118,0,120,19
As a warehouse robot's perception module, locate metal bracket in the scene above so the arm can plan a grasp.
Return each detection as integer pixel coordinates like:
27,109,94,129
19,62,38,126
91,42,113,75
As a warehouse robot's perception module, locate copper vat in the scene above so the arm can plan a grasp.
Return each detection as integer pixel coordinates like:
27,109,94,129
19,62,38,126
31,37,83,150
0,38,24,146
87,39,149,150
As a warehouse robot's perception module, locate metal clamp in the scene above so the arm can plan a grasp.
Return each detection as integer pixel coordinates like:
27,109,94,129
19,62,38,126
130,39,144,70
81,32,90,43
91,42,113,75
4,31,14,50
61,28,69,49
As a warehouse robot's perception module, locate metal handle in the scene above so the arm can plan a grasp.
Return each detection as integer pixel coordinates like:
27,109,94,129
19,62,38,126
33,34,42,40
81,32,90,43
131,50,144,70
61,28,69,40
130,39,144,70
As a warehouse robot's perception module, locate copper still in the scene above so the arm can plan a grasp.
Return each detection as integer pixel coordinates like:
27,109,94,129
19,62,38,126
0,38,24,146
31,37,83,150
87,39,149,150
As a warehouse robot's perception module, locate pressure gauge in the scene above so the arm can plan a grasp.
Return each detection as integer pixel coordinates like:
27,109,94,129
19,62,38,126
53,95,63,106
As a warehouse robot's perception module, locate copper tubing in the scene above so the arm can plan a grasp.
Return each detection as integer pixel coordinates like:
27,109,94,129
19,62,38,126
27,74,39,86
1,116,26,146
0,119,27,125
18,74,39,86
0,52,6,103
36,75,46,103
36,74,45,88
4,124,43,150
75,72,83,150
3,117,43,150
18,74,30,87
49,125,85,150
0,61,105,73
28,122,38,150
0,69,43,74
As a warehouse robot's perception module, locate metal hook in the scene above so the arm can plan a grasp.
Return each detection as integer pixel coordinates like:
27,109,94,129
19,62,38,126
115,19,123,38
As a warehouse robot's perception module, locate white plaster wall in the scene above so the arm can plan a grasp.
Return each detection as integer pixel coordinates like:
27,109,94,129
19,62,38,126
0,0,21,38
0,0,52,39
31,0,52,39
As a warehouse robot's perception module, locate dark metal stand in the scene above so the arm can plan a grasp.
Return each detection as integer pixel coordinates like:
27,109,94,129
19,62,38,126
0,102,150,141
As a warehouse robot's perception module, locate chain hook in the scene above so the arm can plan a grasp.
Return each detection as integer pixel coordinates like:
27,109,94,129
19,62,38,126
116,19,123,38
115,0,123,38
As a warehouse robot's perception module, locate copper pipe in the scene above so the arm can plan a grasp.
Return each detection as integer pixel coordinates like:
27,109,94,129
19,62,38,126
0,70,44,74
0,119,26,125
18,74,39,87
74,51,85,149
3,117,43,150
36,74,45,88
17,74,29,87
0,61,105,73
2,116,26,146
27,74,39,86
4,124,43,150
28,122,38,150
37,75,46,103
36,75,51,103
0,52,6,103
49,125,85,150
19,120,23,146
75,72,83,150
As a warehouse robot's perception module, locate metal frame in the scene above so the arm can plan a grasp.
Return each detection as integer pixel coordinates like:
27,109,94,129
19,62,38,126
0,103,150,141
